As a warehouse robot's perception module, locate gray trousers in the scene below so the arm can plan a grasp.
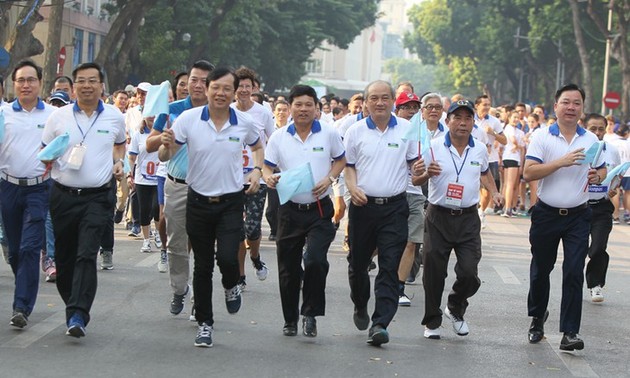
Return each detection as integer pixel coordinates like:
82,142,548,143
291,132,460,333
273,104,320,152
164,177,190,296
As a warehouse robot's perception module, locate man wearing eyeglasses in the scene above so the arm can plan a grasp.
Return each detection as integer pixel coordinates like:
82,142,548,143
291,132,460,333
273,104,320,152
0,60,56,329
42,62,126,338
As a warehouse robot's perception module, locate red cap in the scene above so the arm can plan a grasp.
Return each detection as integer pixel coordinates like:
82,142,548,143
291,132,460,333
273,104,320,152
395,92,421,107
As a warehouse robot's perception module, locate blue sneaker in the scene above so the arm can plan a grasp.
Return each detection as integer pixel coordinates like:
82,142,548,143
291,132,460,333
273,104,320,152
128,225,141,238
66,314,86,338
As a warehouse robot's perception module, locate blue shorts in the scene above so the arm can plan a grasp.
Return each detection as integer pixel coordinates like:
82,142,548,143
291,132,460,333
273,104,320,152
157,176,166,205
621,177,630,191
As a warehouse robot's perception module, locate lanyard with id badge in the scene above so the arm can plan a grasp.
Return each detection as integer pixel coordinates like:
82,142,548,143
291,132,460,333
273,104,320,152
444,149,469,208
66,111,101,170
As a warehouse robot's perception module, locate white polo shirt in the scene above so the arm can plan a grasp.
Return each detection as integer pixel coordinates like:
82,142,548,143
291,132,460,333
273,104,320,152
230,102,274,182
265,120,345,204
475,114,504,162
125,105,143,135
129,126,160,186
345,115,417,197
610,137,630,177
502,124,525,162
172,106,259,196
588,142,620,200
526,124,602,208
337,112,366,139
426,132,489,208
43,101,126,188
0,99,55,179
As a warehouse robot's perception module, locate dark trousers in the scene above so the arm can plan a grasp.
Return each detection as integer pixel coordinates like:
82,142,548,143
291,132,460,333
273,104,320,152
0,180,48,316
187,189,243,326
100,183,117,252
135,184,159,226
586,200,613,288
347,198,408,328
265,187,280,236
276,197,335,322
421,205,481,329
528,203,591,334
50,181,115,325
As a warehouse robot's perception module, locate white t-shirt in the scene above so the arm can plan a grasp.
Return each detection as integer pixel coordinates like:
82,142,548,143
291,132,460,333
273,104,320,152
502,124,525,163
43,101,126,188
610,137,630,177
475,114,505,162
129,127,160,186
231,102,274,182
588,142,620,199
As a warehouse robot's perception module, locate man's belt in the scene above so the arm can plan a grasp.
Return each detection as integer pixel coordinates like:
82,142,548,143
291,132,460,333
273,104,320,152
429,204,477,216
167,174,186,185
54,181,111,196
365,192,405,205
538,201,588,216
1,171,50,186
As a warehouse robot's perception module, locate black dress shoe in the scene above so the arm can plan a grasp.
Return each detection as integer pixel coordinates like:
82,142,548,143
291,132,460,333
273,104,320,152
528,310,549,343
283,321,297,336
302,316,317,337
353,306,369,331
560,333,584,351
367,324,389,346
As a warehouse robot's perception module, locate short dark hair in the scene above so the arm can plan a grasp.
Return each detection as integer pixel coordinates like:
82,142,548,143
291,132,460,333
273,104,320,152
235,66,257,85
515,102,527,109
528,113,539,122
554,83,585,103
72,62,105,82
397,81,414,93
288,85,318,105
173,71,188,87
205,67,238,90
584,113,606,125
112,89,128,98
332,107,343,116
274,99,289,109
190,60,215,74
475,94,490,106
251,92,264,104
12,59,43,81
615,122,629,136
340,98,349,107
54,75,73,87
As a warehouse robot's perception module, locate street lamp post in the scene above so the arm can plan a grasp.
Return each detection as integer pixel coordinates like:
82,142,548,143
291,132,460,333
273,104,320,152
600,1,613,114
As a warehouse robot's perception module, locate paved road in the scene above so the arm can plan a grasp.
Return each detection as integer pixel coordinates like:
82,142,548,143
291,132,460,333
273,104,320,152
1,212,629,377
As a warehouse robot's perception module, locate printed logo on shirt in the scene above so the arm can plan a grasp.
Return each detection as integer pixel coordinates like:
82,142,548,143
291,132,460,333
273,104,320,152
229,136,240,143
312,147,324,152
37,124,45,129
97,129,110,134
470,161,480,166
588,185,608,193
387,143,399,148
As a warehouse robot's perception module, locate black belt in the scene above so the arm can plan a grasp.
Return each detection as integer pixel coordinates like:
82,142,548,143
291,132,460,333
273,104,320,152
288,196,329,211
167,174,186,185
189,189,241,203
588,198,609,206
537,201,588,216
54,181,111,196
429,204,477,216
366,192,405,205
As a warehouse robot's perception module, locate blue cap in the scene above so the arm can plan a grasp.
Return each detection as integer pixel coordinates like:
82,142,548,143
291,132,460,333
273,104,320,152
49,91,70,105
447,99,475,116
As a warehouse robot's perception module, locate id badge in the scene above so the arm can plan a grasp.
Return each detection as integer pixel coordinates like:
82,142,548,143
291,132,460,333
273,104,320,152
445,182,464,207
66,144,87,170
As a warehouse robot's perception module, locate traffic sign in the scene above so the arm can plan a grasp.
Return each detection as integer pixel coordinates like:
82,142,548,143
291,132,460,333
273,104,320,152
603,91,621,109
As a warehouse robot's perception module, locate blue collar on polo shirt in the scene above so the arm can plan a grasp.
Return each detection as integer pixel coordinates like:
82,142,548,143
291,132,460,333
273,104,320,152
474,114,489,121
436,122,444,131
287,120,322,135
444,131,475,147
548,122,586,137
200,106,238,125
12,97,46,111
366,115,397,130
357,112,366,121
73,99,105,114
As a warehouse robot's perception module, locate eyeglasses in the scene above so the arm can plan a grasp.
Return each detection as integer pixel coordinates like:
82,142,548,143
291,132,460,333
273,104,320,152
399,104,420,111
15,77,39,85
75,78,100,86
423,104,443,111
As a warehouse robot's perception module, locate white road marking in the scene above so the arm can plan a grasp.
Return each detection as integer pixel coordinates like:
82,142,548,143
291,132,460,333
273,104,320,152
136,253,159,267
493,265,521,284
2,311,66,348
546,334,599,377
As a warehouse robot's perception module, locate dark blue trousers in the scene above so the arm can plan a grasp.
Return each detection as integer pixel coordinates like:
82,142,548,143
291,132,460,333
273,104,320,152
0,180,49,316
528,203,591,334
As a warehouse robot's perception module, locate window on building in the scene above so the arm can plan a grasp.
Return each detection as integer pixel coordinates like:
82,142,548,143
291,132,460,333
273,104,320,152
304,59,322,75
88,32,96,61
73,29,84,67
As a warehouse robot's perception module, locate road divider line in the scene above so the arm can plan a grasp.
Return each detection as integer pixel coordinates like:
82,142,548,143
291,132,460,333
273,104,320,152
136,254,160,267
546,334,599,377
2,311,66,348
493,265,521,284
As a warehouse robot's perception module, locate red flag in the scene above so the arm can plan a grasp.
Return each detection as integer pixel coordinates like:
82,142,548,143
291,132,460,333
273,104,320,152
369,30,376,43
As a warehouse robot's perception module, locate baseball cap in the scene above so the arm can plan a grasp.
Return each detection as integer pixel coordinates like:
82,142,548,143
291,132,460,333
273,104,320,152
124,84,135,94
395,92,421,108
49,91,70,105
137,82,151,92
447,99,475,116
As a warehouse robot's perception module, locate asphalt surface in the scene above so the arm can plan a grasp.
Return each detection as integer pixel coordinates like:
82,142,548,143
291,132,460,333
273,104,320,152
1,211,629,377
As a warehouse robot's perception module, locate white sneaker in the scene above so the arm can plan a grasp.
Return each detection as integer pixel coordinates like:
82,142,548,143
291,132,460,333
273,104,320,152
154,233,163,249
444,307,469,336
157,250,168,273
590,286,604,303
479,211,486,229
141,239,152,253
398,294,411,306
424,326,441,340
253,259,269,281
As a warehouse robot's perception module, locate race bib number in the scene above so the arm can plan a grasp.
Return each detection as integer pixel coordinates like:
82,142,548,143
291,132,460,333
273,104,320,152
141,160,158,179
445,182,464,207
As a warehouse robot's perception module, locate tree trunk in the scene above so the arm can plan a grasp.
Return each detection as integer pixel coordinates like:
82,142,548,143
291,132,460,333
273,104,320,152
0,3,13,47
2,0,45,79
569,0,593,113
188,0,239,64
43,0,64,96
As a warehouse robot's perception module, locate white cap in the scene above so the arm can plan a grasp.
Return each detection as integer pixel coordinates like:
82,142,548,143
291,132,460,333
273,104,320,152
137,82,151,92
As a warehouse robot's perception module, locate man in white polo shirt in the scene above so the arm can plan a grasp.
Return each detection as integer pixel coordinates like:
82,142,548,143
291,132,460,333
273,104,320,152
160,67,263,348
263,85,345,338
0,60,55,329
344,80,419,346
524,84,606,351
42,62,126,338
413,100,502,340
